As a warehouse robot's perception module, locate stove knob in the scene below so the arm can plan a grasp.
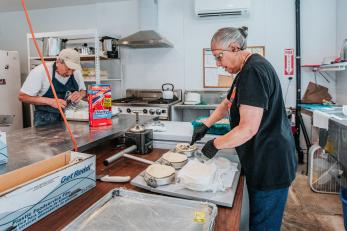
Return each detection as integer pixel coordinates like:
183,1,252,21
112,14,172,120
126,108,131,113
149,109,155,115
161,109,166,114
143,109,148,114
156,109,161,115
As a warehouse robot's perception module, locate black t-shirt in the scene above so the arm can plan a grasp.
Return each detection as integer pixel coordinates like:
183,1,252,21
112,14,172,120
227,54,297,191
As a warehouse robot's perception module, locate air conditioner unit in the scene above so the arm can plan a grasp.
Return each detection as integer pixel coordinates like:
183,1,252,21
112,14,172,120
195,0,250,18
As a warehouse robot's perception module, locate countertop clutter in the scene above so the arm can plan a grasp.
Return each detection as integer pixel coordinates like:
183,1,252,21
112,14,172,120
0,115,244,231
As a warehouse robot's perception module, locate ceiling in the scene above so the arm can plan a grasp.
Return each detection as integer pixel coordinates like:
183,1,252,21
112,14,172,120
0,0,126,13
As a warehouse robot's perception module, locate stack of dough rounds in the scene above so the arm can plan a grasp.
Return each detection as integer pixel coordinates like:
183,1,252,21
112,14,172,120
145,164,175,179
162,151,187,163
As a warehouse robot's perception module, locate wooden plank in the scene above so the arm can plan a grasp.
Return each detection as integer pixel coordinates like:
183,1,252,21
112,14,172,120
27,140,244,230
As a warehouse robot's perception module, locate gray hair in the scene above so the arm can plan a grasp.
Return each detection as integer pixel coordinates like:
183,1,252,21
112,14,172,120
211,26,248,50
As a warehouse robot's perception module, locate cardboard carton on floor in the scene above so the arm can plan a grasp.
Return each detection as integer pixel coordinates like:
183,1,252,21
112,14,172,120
0,151,96,230
0,132,7,165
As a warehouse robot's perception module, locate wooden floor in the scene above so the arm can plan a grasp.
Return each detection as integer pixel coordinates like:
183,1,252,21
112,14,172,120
282,164,344,231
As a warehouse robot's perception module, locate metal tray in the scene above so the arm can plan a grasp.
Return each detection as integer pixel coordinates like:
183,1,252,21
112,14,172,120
131,152,240,207
63,188,217,231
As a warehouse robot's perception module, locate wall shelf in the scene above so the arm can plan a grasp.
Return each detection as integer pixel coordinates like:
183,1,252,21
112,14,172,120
29,55,110,61
302,62,347,72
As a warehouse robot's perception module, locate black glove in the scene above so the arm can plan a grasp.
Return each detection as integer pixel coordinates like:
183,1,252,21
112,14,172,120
201,139,219,159
190,123,209,145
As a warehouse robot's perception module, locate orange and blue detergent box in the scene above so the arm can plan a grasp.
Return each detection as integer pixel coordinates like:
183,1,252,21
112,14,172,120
88,84,112,127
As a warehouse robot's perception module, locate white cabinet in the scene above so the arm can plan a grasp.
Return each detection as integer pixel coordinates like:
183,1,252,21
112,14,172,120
0,51,23,131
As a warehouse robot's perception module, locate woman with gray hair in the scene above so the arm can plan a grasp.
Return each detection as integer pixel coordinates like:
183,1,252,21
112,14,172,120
190,27,297,230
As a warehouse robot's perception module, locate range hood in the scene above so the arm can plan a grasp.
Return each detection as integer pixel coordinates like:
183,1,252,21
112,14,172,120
118,30,173,48
117,0,173,48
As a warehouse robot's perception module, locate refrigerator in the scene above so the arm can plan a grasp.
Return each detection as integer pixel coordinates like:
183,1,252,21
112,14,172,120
0,50,23,132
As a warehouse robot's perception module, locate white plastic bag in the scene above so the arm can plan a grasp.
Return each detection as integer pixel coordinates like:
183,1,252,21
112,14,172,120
177,157,238,193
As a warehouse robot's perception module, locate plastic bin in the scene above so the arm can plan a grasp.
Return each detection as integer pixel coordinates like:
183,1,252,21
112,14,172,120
191,116,230,135
340,188,347,230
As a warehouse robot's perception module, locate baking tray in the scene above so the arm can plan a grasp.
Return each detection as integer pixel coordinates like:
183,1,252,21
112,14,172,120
131,152,240,207
63,188,217,231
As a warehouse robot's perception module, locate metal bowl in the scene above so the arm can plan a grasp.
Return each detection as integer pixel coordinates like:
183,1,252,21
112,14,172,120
159,158,188,170
143,164,176,188
175,143,198,158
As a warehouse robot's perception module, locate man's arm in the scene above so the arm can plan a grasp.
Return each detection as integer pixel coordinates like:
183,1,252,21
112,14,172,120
214,104,264,149
18,91,67,109
68,90,86,103
203,98,230,127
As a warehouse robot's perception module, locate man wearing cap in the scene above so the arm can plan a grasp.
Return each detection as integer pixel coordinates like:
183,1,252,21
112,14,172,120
19,48,86,126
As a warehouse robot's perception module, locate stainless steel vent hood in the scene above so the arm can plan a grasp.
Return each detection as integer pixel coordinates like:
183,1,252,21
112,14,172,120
117,0,173,48
118,30,173,48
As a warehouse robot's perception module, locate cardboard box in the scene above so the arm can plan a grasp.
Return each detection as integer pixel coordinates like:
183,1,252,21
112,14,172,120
0,132,7,165
0,151,96,230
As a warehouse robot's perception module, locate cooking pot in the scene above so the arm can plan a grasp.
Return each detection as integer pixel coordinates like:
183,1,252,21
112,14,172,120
159,151,188,170
175,143,198,158
42,37,64,57
143,164,176,188
162,83,174,100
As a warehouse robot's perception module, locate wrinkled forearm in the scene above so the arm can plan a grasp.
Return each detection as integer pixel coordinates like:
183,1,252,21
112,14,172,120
214,124,256,149
204,99,229,127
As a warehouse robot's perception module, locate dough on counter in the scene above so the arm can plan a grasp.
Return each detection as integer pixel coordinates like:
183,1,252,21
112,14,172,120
145,164,175,179
162,151,187,163
176,143,197,152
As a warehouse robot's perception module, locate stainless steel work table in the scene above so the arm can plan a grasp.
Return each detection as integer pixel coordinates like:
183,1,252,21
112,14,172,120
0,114,154,175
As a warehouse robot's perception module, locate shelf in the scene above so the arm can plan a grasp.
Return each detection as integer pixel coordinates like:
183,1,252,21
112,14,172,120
84,78,122,82
29,54,111,61
302,62,347,72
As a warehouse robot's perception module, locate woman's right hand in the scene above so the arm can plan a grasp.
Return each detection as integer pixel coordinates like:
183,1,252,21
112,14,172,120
190,123,209,145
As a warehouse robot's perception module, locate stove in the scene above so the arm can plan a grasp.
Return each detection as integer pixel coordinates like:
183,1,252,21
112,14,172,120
113,89,182,120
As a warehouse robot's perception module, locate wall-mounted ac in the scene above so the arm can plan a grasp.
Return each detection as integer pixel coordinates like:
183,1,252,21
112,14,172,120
195,0,250,18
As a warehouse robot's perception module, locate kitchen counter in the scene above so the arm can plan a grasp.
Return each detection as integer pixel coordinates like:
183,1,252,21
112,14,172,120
173,103,219,110
0,114,154,175
27,140,245,231
150,121,218,142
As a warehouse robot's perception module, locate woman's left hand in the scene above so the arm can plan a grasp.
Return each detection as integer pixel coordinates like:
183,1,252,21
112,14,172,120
201,139,219,159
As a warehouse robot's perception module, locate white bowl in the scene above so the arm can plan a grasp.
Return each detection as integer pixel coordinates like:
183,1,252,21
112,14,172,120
184,101,200,105
185,92,201,103
343,105,347,116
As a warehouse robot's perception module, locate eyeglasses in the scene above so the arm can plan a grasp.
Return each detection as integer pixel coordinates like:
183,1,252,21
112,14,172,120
212,47,241,62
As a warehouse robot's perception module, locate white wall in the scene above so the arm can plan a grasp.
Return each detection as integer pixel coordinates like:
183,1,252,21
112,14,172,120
124,0,337,107
0,0,139,77
336,0,347,105
0,0,338,108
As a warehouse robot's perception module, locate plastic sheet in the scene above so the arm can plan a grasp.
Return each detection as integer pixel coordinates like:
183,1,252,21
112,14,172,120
64,188,217,231
177,157,238,193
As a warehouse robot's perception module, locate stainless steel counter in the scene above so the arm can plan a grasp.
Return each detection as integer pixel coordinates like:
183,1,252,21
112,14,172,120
0,114,154,175
173,103,218,110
